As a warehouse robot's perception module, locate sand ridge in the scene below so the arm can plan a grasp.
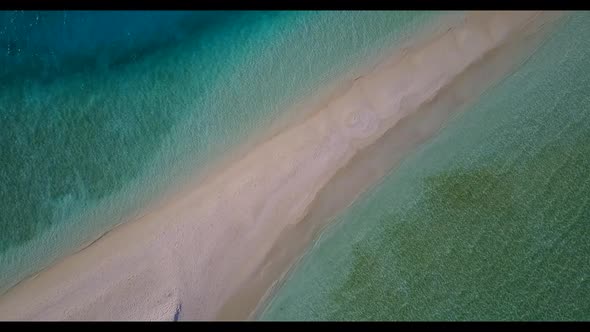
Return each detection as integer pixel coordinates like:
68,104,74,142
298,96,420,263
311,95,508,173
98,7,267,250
0,11,563,320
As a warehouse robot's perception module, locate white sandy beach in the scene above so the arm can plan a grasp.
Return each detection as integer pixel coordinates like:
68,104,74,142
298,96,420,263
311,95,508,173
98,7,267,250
0,11,562,320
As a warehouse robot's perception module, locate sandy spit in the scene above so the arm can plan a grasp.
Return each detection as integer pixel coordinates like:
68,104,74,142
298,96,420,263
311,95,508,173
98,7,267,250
0,11,563,320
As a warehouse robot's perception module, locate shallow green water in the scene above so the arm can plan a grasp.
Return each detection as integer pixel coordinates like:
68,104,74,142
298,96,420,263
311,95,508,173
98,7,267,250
0,11,436,294
261,12,590,321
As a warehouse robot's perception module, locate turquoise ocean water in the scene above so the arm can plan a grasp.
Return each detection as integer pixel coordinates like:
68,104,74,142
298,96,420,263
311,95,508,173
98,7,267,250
0,11,437,294
261,12,590,321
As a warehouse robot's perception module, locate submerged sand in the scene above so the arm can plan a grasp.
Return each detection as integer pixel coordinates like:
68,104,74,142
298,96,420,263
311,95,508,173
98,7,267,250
0,11,563,320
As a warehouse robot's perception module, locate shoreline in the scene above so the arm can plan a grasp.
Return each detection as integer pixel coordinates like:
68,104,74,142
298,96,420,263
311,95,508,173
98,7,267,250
0,11,563,320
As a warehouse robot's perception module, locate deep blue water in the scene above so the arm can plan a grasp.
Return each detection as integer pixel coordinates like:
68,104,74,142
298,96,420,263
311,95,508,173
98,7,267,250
0,11,250,86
